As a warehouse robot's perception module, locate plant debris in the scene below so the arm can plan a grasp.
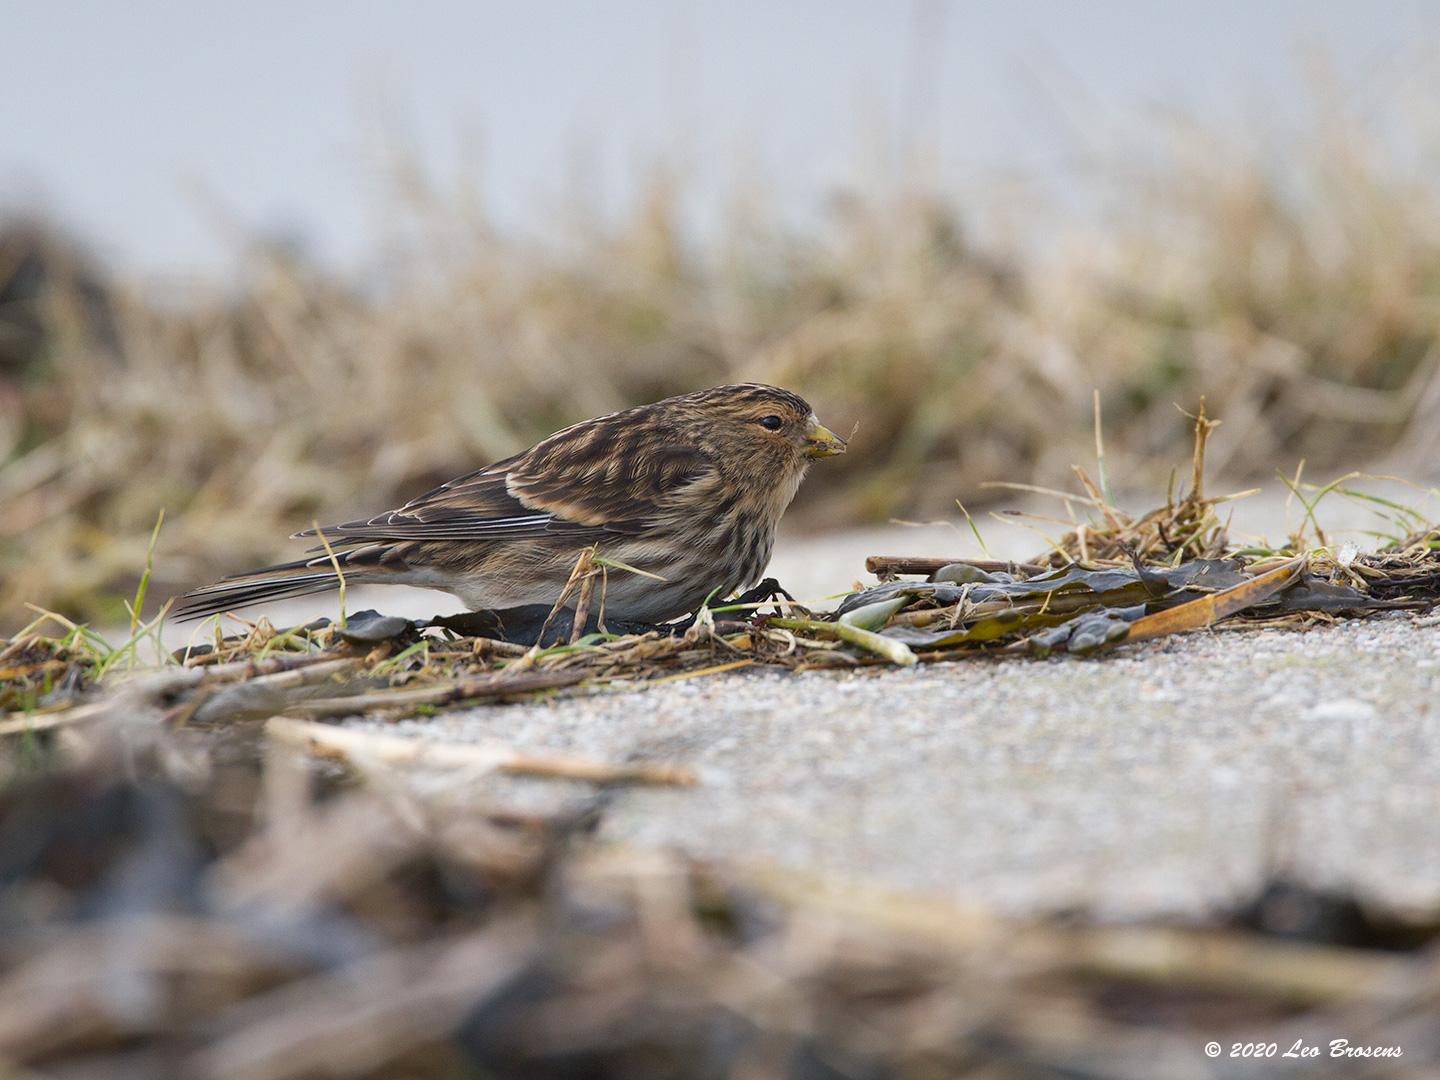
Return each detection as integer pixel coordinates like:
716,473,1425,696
5,411,1440,733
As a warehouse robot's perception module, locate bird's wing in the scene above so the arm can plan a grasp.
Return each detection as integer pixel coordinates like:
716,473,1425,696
297,418,713,547
504,417,713,533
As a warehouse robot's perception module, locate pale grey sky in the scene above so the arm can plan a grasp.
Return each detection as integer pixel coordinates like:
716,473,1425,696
3,0,1435,274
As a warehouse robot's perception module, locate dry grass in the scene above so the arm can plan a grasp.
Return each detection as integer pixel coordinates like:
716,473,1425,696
5,92,1440,626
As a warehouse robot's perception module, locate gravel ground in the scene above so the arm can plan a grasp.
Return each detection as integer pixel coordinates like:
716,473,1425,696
352,612,1440,922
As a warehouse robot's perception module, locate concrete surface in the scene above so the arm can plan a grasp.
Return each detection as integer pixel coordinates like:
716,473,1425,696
354,613,1440,921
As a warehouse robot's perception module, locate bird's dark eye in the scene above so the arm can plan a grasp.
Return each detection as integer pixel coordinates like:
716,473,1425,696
758,415,784,431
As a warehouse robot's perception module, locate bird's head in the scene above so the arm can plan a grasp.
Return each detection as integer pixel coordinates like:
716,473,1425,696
684,383,847,472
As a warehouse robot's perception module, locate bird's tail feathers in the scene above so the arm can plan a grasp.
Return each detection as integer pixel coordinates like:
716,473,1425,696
173,546,394,623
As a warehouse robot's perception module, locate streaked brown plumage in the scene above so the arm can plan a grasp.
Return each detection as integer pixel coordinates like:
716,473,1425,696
175,384,847,624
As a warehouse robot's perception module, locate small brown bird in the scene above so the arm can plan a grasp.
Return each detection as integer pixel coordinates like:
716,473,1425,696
176,384,847,624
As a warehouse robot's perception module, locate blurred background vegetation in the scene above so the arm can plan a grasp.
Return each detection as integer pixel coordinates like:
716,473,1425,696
4,5,1440,626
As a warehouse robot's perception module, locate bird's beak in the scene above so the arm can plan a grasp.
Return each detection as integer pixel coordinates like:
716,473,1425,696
803,419,848,458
